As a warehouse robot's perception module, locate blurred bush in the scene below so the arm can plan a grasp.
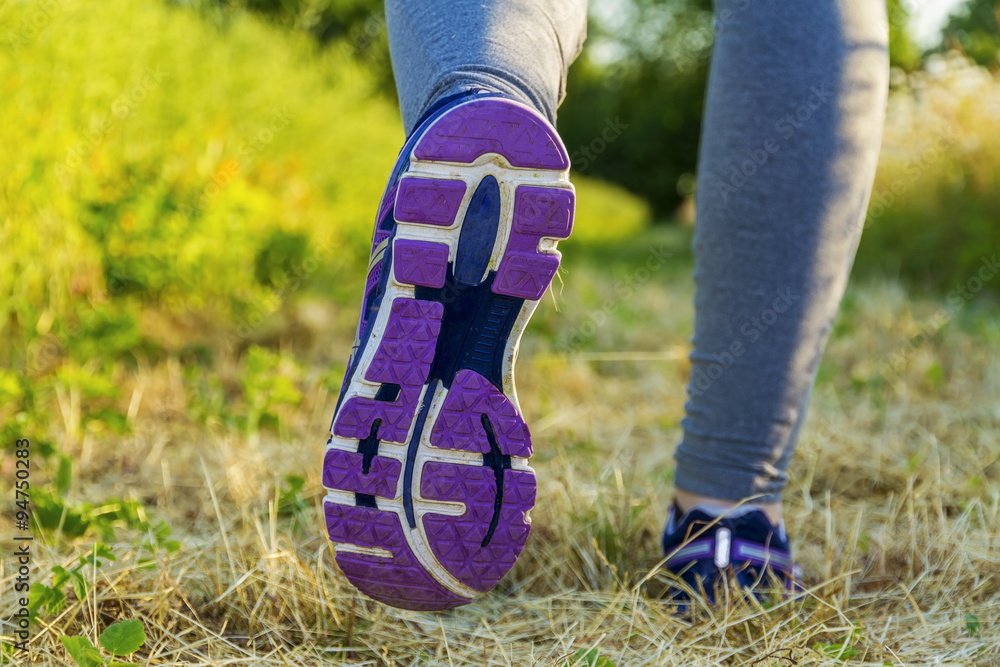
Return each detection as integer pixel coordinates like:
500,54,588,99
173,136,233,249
856,53,1000,296
936,0,1000,69
558,0,927,217
0,0,649,377
3,0,997,389
887,0,925,72
0,0,400,361
571,175,651,244
184,0,395,94
557,0,713,217
183,0,997,251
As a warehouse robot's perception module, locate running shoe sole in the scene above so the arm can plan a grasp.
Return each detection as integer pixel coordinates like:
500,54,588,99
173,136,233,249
322,98,574,610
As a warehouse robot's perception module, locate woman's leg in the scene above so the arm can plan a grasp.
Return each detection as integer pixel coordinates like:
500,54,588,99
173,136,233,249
385,0,587,134
674,0,889,512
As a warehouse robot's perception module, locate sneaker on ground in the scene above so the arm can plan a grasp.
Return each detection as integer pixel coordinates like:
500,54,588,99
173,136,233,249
321,92,574,610
661,503,802,609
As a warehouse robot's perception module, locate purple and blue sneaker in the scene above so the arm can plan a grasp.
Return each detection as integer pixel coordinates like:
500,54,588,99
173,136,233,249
322,94,574,610
662,504,802,609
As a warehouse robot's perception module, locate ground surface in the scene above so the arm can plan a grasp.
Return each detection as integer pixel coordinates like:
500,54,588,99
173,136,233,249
1,1,997,662
5,229,998,666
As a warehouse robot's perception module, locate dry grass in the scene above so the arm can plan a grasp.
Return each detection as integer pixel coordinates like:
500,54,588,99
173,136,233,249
2,1,997,663
3,235,999,666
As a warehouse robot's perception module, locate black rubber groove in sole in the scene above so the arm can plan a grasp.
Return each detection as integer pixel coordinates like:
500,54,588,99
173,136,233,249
403,380,439,529
358,419,382,475
415,268,524,392
480,413,511,548
375,383,402,402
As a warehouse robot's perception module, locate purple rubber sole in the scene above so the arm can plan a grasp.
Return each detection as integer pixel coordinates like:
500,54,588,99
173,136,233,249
324,98,573,610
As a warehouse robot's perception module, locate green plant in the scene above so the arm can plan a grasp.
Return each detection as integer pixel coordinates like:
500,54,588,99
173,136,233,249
32,483,179,551
61,620,146,667
0,640,16,664
814,625,865,662
274,474,311,532
814,642,859,661
966,612,982,637
28,544,116,620
566,648,616,667
239,345,303,434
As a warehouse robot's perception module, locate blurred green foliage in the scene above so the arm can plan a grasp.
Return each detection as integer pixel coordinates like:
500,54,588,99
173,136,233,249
0,0,648,448
1,0,402,370
1,0,998,447
558,0,713,215
254,229,311,289
239,345,303,434
938,0,1000,68
888,0,924,71
197,0,1000,232
189,0,396,93
560,0,937,214
856,54,1000,296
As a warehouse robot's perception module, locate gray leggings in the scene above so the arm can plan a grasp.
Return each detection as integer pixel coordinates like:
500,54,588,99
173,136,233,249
385,0,889,503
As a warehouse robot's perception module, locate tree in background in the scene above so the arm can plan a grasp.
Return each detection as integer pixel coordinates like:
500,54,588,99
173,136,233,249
195,0,932,219
556,0,926,218
888,0,923,71
937,0,1000,67
557,0,713,216
183,0,394,91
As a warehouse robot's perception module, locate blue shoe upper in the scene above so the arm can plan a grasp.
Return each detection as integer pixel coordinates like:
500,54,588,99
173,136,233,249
661,504,799,606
